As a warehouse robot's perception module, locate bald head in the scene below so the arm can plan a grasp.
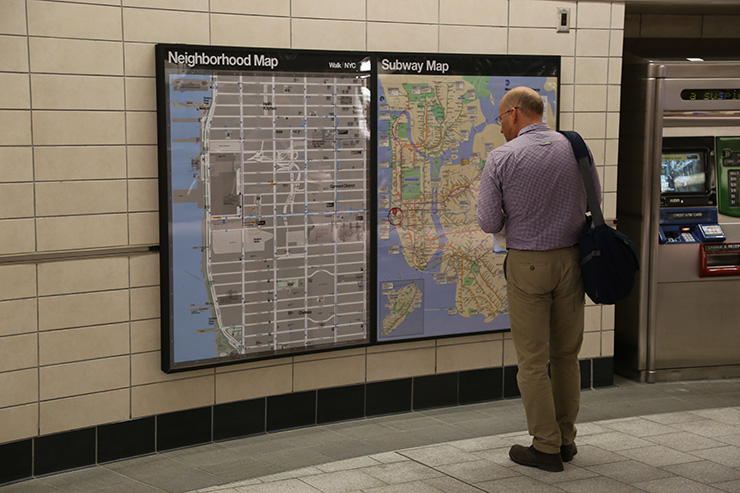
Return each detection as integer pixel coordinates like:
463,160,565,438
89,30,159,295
501,87,544,121
498,87,544,141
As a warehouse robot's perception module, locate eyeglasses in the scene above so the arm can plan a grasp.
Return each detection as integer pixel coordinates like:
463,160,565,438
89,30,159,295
495,106,518,125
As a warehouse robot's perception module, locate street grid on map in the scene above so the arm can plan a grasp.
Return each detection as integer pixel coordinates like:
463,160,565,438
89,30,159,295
175,72,370,357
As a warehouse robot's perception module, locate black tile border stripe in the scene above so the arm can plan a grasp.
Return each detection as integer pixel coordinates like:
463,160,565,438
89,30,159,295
0,357,612,486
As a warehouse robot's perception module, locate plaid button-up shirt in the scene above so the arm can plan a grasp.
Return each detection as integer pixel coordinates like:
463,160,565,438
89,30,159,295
477,123,601,251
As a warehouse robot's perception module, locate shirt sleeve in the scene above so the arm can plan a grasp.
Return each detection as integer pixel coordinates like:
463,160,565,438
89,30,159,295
477,151,506,234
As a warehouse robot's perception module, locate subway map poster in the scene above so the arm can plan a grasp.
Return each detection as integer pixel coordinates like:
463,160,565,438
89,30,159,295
157,45,371,371
375,54,559,342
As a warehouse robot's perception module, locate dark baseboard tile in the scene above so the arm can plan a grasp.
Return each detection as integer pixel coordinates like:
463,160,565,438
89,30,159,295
0,357,612,486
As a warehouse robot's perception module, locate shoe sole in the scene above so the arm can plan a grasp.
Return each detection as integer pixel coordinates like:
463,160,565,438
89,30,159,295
509,452,564,472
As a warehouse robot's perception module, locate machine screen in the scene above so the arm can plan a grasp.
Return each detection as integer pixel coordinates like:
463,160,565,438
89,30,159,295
661,151,707,194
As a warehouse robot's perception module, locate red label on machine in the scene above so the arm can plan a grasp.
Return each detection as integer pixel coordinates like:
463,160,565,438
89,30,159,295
700,242,740,277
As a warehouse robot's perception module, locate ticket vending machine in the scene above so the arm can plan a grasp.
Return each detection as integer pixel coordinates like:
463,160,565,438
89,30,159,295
616,56,740,382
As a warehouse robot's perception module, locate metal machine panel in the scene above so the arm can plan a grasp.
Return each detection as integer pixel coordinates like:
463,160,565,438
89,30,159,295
654,279,740,369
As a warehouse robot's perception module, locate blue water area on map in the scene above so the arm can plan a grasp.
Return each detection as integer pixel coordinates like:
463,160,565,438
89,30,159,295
376,75,555,342
168,73,220,365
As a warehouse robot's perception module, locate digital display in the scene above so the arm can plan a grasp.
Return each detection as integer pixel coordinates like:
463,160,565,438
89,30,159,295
680,89,740,101
661,151,707,194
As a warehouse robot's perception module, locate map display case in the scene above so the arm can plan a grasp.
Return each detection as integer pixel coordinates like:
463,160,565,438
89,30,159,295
157,45,372,371
157,44,560,370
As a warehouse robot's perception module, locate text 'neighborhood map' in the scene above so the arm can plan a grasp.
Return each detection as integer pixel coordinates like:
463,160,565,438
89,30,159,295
162,49,371,369
376,58,558,341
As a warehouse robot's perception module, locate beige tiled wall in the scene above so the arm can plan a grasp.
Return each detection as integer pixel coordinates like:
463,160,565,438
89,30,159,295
0,0,624,445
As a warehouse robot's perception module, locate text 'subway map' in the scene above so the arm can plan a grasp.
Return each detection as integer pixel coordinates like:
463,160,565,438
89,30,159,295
159,47,371,370
376,55,559,342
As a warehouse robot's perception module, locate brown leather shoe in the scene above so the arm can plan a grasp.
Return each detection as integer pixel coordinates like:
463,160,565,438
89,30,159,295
561,442,578,462
509,444,564,472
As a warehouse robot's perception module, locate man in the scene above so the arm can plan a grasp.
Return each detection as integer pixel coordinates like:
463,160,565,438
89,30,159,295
477,87,601,472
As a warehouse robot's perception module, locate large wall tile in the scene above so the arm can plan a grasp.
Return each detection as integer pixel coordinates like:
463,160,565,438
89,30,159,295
131,352,212,386
0,184,34,219
440,0,507,26
0,405,38,444
291,19,365,51
32,111,126,146
577,1,612,29
39,356,130,400
293,0,365,20
366,347,435,382
576,29,611,57
210,14,291,48
0,264,36,301
34,146,127,181
123,0,208,10
0,73,30,109
437,340,503,373
29,38,124,76
368,0,438,24
27,0,122,40
579,331,601,359
294,355,365,391
574,85,608,112
125,77,156,111
0,36,28,72
0,147,33,183
122,8,209,44
31,75,125,111
0,0,28,35
130,253,159,287
128,179,158,212
0,369,38,408
39,324,130,366
640,14,701,38
509,28,575,56
36,214,129,251
0,111,31,145
439,26,507,54
702,15,740,38
510,0,576,28
0,219,35,255
38,289,130,331
210,0,290,16
573,112,606,139
35,181,128,217
38,257,129,296
215,364,293,404
126,112,157,145
40,389,130,435
129,212,159,244
131,319,160,353
127,145,158,178
610,29,623,57
130,286,160,320
612,3,625,29
0,299,37,337
124,43,156,77
575,57,609,85
367,23,439,52
0,333,38,372
131,376,214,417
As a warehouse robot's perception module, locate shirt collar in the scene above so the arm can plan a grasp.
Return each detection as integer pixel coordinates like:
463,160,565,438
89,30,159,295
517,122,550,138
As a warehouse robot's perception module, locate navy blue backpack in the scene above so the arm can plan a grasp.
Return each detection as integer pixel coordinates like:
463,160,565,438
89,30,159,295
560,131,639,305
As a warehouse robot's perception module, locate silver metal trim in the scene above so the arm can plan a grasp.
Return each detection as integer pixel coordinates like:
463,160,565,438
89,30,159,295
0,245,159,265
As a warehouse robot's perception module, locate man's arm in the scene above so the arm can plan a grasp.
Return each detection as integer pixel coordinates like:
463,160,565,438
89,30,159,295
477,154,506,234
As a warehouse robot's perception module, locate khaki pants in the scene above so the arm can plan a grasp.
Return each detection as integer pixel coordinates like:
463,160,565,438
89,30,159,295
506,246,584,455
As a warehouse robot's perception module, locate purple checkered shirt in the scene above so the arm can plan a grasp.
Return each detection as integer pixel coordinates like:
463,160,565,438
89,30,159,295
477,123,601,251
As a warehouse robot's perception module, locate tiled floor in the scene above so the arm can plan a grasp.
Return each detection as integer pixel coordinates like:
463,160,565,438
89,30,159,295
3,376,740,493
